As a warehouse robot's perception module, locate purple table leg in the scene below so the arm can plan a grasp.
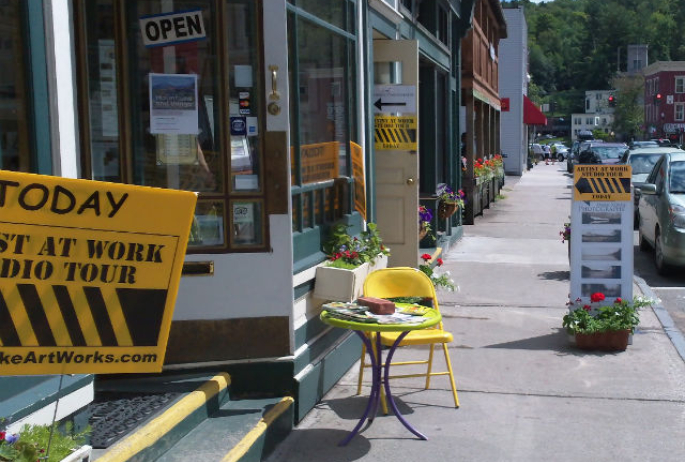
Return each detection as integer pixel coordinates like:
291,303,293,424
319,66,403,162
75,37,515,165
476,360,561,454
339,330,381,446
383,332,428,440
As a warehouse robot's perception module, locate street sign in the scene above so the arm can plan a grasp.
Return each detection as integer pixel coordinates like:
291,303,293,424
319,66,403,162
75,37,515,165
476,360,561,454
0,171,197,375
374,115,417,151
573,165,631,201
373,85,416,114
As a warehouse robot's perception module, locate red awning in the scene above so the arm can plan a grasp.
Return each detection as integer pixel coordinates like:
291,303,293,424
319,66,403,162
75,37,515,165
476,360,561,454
523,95,547,125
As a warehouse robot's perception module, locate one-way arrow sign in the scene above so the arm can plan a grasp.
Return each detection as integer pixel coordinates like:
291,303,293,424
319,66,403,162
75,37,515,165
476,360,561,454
374,98,407,111
373,85,416,114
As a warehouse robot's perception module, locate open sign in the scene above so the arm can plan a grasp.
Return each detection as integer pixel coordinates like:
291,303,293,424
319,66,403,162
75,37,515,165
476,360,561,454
139,10,206,48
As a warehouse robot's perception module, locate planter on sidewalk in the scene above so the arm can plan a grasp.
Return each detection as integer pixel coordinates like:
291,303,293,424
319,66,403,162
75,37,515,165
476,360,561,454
314,262,369,302
574,330,630,351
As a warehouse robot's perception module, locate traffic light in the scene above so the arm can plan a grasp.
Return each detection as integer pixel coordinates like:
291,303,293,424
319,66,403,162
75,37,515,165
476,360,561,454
655,93,663,105
608,95,616,107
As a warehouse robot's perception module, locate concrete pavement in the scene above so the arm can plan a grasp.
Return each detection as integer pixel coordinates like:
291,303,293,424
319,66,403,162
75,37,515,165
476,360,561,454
266,163,685,462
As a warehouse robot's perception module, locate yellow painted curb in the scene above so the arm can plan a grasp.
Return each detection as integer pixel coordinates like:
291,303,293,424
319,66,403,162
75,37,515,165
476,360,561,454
220,396,295,462
96,372,231,462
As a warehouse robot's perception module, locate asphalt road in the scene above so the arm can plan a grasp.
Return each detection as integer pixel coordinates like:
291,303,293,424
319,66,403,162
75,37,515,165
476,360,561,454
633,230,685,335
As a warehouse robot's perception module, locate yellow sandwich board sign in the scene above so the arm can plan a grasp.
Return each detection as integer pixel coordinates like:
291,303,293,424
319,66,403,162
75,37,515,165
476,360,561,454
0,171,196,375
573,165,632,202
374,115,417,151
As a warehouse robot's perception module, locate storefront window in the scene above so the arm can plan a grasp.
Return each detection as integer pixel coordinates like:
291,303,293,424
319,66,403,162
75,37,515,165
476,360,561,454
77,0,265,252
0,2,33,172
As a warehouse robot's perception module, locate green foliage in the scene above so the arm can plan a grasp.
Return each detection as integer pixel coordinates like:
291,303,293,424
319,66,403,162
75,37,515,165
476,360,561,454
0,422,90,462
323,222,390,268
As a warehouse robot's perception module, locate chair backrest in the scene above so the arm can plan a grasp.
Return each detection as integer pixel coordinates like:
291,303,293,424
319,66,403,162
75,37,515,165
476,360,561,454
364,267,441,326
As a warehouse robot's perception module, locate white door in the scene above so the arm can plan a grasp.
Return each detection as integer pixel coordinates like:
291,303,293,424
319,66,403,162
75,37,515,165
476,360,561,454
373,40,419,268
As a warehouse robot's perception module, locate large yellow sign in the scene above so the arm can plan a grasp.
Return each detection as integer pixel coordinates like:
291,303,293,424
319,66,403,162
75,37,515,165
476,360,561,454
573,165,632,202
374,116,417,151
0,171,196,375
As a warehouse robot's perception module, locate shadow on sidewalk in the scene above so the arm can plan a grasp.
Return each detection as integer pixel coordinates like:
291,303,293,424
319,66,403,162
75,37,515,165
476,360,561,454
537,270,570,281
483,329,569,351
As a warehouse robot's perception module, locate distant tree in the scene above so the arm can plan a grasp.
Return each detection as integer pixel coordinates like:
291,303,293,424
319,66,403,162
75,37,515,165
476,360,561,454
611,74,645,141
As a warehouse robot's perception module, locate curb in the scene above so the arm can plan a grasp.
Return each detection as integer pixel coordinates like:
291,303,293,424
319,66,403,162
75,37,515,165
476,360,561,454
634,275,685,363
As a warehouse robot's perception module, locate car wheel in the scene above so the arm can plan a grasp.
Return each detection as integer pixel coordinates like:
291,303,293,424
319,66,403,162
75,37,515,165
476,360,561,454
638,225,650,251
557,154,564,162
654,230,671,275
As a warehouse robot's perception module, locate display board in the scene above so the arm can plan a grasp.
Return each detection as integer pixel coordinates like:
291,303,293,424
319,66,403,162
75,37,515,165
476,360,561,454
0,171,196,375
570,165,633,305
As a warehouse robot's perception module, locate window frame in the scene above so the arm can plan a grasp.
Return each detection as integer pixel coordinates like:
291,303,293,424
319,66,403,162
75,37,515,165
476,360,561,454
675,102,685,122
73,0,268,254
675,76,685,94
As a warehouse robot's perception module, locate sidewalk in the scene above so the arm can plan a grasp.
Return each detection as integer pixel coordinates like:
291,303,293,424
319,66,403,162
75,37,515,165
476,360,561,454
266,163,685,462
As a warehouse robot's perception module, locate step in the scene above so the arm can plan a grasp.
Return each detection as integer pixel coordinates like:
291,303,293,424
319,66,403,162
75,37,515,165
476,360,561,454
156,396,294,462
91,372,231,462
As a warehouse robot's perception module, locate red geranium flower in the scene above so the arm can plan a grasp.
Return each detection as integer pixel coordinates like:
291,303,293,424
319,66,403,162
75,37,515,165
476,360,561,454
583,305,592,311
590,292,605,303
421,253,432,262
614,298,622,304
437,258,444,266
0,431,5,440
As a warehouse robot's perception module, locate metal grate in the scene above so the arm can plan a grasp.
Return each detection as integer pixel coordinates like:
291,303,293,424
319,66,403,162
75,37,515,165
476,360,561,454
87,392,179,449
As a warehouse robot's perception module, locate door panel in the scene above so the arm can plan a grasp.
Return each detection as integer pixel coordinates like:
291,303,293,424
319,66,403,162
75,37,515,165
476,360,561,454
373,40,419,268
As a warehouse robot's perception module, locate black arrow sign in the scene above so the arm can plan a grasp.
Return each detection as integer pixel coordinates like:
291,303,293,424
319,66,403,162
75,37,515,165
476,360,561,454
374,98,407,111
575,177,593,194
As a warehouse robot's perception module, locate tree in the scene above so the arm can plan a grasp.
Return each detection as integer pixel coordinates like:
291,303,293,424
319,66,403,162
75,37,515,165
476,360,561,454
611,74,645,141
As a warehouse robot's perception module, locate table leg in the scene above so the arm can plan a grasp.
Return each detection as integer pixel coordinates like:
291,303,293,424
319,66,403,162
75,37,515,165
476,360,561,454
383,332,428,440
339,330,381,446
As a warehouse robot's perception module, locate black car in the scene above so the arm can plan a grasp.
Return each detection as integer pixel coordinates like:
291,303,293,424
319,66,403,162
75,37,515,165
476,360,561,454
576,142,628,166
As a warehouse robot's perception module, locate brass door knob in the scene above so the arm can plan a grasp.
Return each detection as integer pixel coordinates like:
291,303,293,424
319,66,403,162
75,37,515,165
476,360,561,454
406,178,415,185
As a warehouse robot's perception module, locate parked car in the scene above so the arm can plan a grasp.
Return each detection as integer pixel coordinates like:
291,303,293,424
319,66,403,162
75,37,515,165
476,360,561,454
568,140,604,172
551,143,569,161
629,140,659,149
576,142,627,165
619,147,681,225
637,151,685,274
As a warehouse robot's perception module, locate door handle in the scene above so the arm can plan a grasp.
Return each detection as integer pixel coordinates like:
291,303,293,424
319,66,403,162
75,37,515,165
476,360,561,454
269,65,280,100
406,178,415,185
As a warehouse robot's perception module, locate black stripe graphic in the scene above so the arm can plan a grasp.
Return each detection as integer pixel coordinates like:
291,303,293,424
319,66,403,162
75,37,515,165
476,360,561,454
621,177,631,192
604,178,615,194
17,284,56,346
117,288,167,346
52,285,87,346
612,178,622,193
83,287,118,346
0,289,21,346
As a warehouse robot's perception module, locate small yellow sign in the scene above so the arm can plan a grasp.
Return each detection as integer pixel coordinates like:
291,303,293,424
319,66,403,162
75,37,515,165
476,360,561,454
573,165,632,201
0,171,196,375
351,142,366,219
374,116,417,151
291,141,340,184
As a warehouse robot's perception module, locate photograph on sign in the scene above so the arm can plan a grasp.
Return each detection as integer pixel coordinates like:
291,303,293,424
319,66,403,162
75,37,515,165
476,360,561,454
581,211,622,225
581,228,621,243
0,171,196,375
581,264,622,279
581,283,621,298
581,246,621,261
149,73,199,135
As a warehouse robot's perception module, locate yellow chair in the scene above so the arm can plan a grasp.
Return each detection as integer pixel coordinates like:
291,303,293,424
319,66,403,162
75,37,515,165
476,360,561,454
356,267,459,408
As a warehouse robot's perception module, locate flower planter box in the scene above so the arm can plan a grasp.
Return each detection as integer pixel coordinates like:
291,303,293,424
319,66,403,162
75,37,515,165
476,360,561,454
314,262,369,302
482,180,491,210
473,179,483,216
61,445,92,462
574,330,630,351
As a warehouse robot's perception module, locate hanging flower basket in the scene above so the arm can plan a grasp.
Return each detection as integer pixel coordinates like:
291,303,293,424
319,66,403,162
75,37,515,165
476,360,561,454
438,201,459,219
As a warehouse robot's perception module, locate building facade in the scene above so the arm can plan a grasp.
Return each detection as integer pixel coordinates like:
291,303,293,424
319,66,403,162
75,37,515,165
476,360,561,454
1,0,483,429
570,90,616,141
643,61,685,142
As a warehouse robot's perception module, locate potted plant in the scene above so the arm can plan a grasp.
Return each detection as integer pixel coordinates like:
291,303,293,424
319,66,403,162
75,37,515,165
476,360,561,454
314,223,389,301
562,292,654,351
418,253,457,292
436,183,465,220
1,423,91,462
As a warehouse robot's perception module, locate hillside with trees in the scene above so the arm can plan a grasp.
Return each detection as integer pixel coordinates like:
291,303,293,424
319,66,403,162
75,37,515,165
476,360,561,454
501,0,685,115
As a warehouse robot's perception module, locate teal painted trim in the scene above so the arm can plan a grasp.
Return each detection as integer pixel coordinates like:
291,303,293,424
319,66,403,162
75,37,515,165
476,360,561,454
368,9,397,38
25,0,52,174
293,312,329,351
294,331,361,422
294,280,315,300
414,28,450,70
228,399,294,462
286,3,356,41
293,323,350,376
0,375,93,429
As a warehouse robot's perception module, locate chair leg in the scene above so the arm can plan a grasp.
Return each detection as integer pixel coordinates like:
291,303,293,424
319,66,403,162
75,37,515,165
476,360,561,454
356,333,367,395
425,344,435,389
442,342,460,408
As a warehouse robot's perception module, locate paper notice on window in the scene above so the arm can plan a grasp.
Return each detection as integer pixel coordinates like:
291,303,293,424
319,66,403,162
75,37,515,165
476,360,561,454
149,73,199,135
